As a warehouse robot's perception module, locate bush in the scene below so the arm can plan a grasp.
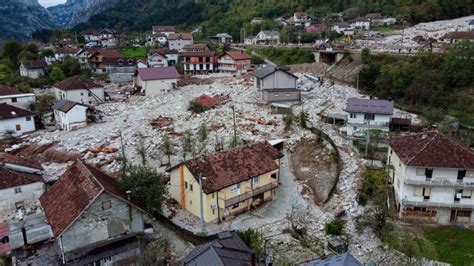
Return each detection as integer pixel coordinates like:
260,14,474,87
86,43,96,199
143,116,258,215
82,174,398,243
188,101,208,113
237,228,264,258
325,219,344,236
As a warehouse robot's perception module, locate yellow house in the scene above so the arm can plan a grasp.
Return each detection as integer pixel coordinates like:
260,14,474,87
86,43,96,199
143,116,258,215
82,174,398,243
168,141,283,223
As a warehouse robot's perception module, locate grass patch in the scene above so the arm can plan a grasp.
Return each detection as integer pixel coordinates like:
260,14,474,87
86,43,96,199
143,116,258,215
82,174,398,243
255,47,314,65
423,227,474,265
121,47,148,59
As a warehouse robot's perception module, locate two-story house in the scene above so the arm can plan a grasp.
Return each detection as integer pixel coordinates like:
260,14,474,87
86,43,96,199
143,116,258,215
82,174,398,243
345,98,393,136
0,104,36,138
146,32,168,47
148,49,171,67
255,31,280,45
182,44,216,75
168,33,193,52
52,99,88,131
439,31,474,44
0,153,44,215
54,47,80,61
0,86,36,110
218,51,251,73
88,49,123,73
40,160,145,264
388,131,474,224
19,60,48,79
292,12,312,27
152,25,176,37
168,141,283,223
104,57,137,83
134,67,180,95
53,76,104,105
76,48,98,69
350,17,371,30
253,65,300,104
98,28,118,47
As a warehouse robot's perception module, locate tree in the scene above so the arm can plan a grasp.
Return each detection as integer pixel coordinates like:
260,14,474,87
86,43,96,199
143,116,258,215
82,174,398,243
121,164,168,216
297,110,309,128
361,48,371,64
181,130,194,160
325,219,344,236
160,135,173,165
31,93,56,123
49,67,66,83
282,109,294,130
2,41,23,65
197,123,209,154
40,49,55,58
237,228,264,259
135,133,148,165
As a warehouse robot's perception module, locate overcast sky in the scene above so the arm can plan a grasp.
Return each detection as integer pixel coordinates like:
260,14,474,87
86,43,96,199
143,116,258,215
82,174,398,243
38,0,66,7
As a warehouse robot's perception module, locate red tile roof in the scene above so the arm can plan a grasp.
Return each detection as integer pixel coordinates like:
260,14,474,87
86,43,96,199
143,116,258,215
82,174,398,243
168,32,193,40
89,49,122,59
103,57,136,66
136,67,180,81
221,51,251,60
183,142,283,193
0,103,35,121
55,47,81,55
0,86,20,96
440,31,474,40
53,76,103,91
0,168,43,190
40,160,140,237
195,94,219,108
152,25,176,32
389,131,474,169
0,153,43,170
21,60,47,69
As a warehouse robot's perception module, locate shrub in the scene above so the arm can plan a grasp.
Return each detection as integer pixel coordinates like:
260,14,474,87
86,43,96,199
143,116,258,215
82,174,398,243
325,219,344,236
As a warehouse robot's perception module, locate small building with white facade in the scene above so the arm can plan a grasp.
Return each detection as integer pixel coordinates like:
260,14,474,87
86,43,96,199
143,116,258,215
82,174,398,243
345,98,393,136
53,76,104,105
168,33,193,52
19,60,48,79
0,104,36,138
134,67,180,96
52,99,88,131
255,31,280,45
253,65,300,104
388,131,474,225
350,17,371,30
0,86,36,110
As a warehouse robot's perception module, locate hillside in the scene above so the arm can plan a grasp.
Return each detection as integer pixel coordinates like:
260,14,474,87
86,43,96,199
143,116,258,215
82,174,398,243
47,0,119,28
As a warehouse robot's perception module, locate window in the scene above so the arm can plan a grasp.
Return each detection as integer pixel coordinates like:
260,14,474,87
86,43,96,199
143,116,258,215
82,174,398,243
26,116,31,121
102,200,112,210
251,176,260,186
230,183,240,193
414,187,423,196
185,181,188,189
350,113,356,119
212,209,215,215
80,92,84,96
212,192,215,199
232,203,239,209
11,97,17,103
14,187,22,194
422,187,431,200
458,170,466,181
425,168,433,179
271,173,277,179
190,184,193,192
15,124,21,131
462,190,472,199
413,207,427,212
364,114,375,120
416,168,425,176
88,92,92,97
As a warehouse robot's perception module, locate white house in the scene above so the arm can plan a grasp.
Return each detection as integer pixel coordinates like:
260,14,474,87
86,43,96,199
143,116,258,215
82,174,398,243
0,104,36,138
332,22,352,34
470,20,474,31
147,50,169,68
146,33,168,47
168,33,193,52
98,28,118,47
0,86,36,110
54,47,80,61
255,31,280,45
19,60,48,79
253,65,300,104
137,59,148,69
134,67,180,96
152,25,176,37
388,131,474,224
244,36,256,45
52,99,88,131
345,98,393,136
0,153,44,215
53,76,105,105
350,17,370,30
292,12,311,27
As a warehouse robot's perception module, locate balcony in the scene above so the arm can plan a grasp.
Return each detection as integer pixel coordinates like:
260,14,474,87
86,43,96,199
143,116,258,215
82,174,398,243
402,199,474,209
224,182,278,208
404,178,474,189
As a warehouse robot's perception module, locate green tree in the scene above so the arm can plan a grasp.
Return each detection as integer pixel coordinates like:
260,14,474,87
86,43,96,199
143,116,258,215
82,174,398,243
297,110,309,128
40,49,55,58
282,109,294,130
49,67,66,83
2,41,23,65
121,164,168,216
160,135,173,164
181,130,194,160
31,93,56,122
325,219,344,236
361,48,371,64
237,228,264,259
135,133,148,165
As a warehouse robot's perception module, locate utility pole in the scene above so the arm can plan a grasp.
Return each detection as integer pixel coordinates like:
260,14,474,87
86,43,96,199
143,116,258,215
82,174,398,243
199,173,206,235
231,105,237,142
119,130,126,172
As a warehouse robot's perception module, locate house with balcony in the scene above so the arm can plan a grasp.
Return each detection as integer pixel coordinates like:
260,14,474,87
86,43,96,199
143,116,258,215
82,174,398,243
182,44,216,75
292,12,312,27
255,30,280,45
218,51,251,73
53,76,104,105
88,49,123,73
345,98,393,136
168,33,193,52
388,131,474,224
168,141,283,223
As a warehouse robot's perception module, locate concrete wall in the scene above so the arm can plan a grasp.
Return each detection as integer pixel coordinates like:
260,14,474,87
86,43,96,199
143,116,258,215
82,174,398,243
20,66,45,79
55,87,104,105
260,70,297,90
0,116,36,137
346,112,391,135
169,39,193,52
262,90,301,103
60,192,144,253
141,78,178,96
0,182,44,214
0,94,36,110
169,161,279,223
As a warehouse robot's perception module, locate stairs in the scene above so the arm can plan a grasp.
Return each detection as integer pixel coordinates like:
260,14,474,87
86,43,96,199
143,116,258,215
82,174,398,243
387,186,398,217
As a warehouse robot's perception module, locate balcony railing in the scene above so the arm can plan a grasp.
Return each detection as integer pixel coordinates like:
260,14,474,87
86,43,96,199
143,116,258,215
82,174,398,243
402,199,474,209
224,182,278,208
404,178,474,189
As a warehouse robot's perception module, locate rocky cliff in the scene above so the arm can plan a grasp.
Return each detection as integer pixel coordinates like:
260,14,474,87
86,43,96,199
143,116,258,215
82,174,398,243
47,0,119,28
0,0,57,42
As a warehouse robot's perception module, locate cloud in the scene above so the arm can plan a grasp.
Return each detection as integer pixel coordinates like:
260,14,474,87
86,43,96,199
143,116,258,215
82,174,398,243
38,0,67,7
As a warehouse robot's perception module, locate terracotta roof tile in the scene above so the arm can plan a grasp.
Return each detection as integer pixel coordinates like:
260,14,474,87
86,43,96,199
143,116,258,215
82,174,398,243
53,76,103,91
0,153,43,170
168,32,193,40
221,51,251,60
0,103,35,121
0,168,43,190
184,142,283,193
21,60,47,69
0,86,20,96
441,31,474,40
152,25,176,32
40,160,138,237
389,131,474,169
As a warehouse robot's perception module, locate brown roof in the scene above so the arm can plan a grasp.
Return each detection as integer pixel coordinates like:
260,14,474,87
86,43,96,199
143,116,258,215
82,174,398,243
0,153,43,170
168,32,193,40
103,57,136,66
52,99,86,113
0,103,35,121
55,47,81,55
53,76,103,91
0,86,20,96
21,60,47,69
40,160,141,237
152,25,176,32
183,142,283,194
388,131,474,169
221,51,251,60
88,49,123,59
183,44,210,50
136,67,180,81
182,51,215,57
0,168,43,190
440,31,474,40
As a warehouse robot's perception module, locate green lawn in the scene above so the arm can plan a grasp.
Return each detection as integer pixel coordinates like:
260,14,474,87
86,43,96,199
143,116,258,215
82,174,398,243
121,47,148,59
